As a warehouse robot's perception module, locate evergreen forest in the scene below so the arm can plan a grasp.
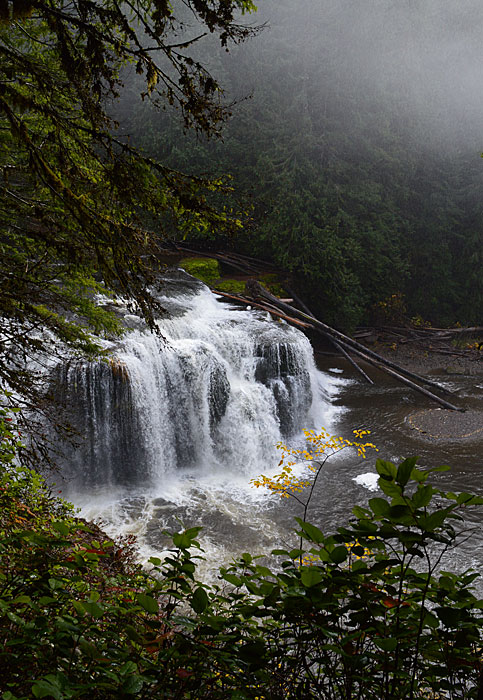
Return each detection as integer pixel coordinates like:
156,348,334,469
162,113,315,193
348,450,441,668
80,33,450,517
119,0,483,329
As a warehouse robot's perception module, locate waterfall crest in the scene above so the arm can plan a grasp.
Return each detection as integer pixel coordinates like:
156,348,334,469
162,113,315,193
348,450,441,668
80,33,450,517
55,272,331,492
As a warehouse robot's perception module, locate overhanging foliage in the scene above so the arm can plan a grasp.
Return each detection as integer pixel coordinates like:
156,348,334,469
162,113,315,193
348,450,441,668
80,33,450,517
0,0,257,451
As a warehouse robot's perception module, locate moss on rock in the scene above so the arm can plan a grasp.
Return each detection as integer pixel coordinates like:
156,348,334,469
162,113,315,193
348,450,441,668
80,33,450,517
180,257,220,286
214,279,247,294
179,258,287,298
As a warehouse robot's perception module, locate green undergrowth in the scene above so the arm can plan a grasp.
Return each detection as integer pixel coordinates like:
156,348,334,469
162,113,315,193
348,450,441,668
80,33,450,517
180,257,287,297
2,402,483,699
214,278,247,294
180,257,221,286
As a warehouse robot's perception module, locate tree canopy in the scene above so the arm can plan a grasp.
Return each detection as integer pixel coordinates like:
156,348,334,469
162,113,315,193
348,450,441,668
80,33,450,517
0,0,257,442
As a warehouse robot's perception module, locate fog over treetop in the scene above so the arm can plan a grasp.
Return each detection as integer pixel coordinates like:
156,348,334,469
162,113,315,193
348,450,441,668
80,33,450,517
117,0,483,328
221,0,483,148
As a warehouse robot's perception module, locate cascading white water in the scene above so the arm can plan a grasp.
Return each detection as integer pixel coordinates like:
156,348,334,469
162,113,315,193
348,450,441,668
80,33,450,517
54,271,345,575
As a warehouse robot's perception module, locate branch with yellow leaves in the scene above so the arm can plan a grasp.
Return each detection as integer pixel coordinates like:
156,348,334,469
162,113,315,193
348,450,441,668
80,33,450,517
252,428,378,540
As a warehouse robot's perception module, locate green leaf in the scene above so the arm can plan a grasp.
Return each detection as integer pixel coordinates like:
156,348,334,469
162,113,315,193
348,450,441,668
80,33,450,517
352,505,370,518
122,675,144,694
412,484,433,509
172,532,191,549
12,595,31,606
32,680,62,700
396,456,419,486
72,600,85,617
81,601,104,618
423,611,440,629
457,493,483,506
79,638,101,658
376,459,397,480
295,518,325,543
330,546,348,564
52,521,70,536
352,559,368,572
387,505,411,521
125,624,143,643
136,593,159,614
423,510,448,531
355,520,378,534
368,497,390,518
411,468,428,483
48,578,64,591
436,607,461,627
374,638,397,652
7,611,24,626
427,465,451,474
223,573,243,586
301,567,323,588
184,526,203,540
378,479,402,499
191,586,209,614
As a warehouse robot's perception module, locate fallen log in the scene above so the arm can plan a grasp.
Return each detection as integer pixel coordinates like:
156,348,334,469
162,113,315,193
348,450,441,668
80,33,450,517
245,281,463,411
173,243,276,274
416,326,483,336
213,289,313,329
329,338,375,385
285,285,374,385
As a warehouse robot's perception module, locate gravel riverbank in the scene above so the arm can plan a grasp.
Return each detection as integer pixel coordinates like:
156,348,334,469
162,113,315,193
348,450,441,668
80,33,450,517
368,338,483,444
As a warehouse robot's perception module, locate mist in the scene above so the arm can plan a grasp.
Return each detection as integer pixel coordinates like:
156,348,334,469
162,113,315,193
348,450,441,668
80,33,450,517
219,0,483,151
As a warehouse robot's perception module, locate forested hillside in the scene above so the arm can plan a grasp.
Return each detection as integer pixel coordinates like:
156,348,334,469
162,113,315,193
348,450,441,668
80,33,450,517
119,0,483,329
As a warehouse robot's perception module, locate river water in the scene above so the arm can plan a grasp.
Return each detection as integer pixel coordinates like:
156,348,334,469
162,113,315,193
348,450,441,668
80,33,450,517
314,356,483,583
56,276,483,585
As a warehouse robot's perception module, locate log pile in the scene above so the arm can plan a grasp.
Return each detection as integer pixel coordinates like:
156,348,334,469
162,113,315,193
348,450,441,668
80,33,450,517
160,241,276,275
354,325,483,358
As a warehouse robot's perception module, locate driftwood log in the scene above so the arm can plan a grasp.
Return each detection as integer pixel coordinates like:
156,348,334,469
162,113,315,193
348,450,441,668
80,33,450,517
284,285,374,385
220,281,463,412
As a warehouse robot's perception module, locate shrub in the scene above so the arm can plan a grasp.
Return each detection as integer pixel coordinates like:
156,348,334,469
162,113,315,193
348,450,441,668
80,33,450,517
1,412,482,699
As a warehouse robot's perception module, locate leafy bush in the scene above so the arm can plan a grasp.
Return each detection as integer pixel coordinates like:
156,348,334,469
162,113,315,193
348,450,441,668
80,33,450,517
1,410,483,699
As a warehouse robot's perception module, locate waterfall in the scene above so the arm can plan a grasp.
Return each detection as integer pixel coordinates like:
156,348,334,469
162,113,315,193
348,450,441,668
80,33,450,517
54,270,331,491
50,270,346,576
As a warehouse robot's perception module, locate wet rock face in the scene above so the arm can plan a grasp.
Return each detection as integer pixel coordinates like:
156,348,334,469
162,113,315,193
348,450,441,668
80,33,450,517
255,342,312,436
152,268,205,300
51,360,148,487
255,343,298,384
208,363,230,431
